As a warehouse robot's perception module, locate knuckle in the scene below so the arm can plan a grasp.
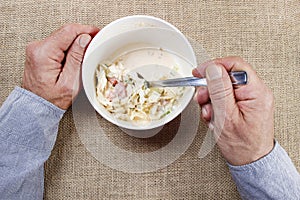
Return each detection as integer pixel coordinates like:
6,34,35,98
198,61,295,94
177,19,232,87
61,23,79,34
52,23,80,39
229,56,246,66
69,50,84,64
25,41,44,68
231,56,244,62
214,56,244,64
219,86,232,101
62,23,74,31
25,41,39,57
59,84,74,98
63,85,73,94
258,86,274,111
52,24,74,38
265,89,274,108
209,82,232,101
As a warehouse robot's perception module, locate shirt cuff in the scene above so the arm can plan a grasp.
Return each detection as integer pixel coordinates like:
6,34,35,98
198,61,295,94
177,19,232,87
0,87,65,151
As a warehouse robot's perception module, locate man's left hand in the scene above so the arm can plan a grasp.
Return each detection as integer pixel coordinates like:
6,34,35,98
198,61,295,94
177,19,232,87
22,24,99,110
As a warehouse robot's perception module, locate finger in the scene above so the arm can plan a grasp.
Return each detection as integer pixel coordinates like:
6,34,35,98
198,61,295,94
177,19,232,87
58,34,92,97
192,67,205,78
193,86,209,105
64,33,92,70
44,24,99,53
201,103,212,122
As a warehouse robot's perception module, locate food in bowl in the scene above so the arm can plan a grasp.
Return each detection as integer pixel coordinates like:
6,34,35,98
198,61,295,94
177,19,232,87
95,60,185,122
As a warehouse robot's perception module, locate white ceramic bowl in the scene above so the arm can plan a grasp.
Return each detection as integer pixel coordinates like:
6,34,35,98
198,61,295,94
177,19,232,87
82,16,196,134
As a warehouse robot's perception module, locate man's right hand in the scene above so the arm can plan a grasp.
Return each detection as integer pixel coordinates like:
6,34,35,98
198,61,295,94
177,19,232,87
193,56,274,166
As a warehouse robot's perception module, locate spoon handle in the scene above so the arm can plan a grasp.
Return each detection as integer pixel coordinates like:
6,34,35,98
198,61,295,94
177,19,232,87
149,71,248,87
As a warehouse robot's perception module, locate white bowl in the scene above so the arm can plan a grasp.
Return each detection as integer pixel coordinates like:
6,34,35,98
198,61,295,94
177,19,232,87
82,16,196,135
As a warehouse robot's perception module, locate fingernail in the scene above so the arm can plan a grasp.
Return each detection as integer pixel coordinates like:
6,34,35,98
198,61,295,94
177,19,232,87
79,34,91,48
202,106,207,117
206,64,222,80
192,68,200,77
193,89,199,102
208,122,214,130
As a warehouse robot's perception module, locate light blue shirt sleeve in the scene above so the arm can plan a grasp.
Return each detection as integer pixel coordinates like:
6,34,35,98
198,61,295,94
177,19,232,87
0,87,65,200
228,141,300,200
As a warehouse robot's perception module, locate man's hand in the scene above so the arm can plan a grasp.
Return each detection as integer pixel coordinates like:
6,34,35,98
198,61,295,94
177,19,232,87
193,57,274,166
22,24,100,110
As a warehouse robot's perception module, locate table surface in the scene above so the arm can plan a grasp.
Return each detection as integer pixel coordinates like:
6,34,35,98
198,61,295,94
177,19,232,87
0,0,299,199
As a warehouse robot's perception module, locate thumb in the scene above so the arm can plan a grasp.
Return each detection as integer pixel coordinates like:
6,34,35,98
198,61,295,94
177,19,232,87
58,34,92,97
206,63,237,126
65,34,91,69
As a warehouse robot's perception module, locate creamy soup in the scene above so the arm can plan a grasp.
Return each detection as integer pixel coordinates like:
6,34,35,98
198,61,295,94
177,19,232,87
95,48,186,122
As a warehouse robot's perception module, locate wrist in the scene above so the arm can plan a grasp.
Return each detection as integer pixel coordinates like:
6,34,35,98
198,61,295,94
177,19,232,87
223,139,275,166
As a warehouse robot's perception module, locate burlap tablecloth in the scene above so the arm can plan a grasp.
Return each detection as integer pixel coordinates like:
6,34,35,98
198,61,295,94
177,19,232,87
0,0,299,199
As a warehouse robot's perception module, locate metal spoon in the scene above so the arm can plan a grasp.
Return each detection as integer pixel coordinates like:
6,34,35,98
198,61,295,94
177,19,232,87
137,71,248,88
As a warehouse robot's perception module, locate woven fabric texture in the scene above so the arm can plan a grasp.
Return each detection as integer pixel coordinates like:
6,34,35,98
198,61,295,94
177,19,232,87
0,0,299,199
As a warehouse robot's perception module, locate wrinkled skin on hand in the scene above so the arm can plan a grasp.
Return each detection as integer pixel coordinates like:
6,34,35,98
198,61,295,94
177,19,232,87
22,24,99,110
193,57,274,166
